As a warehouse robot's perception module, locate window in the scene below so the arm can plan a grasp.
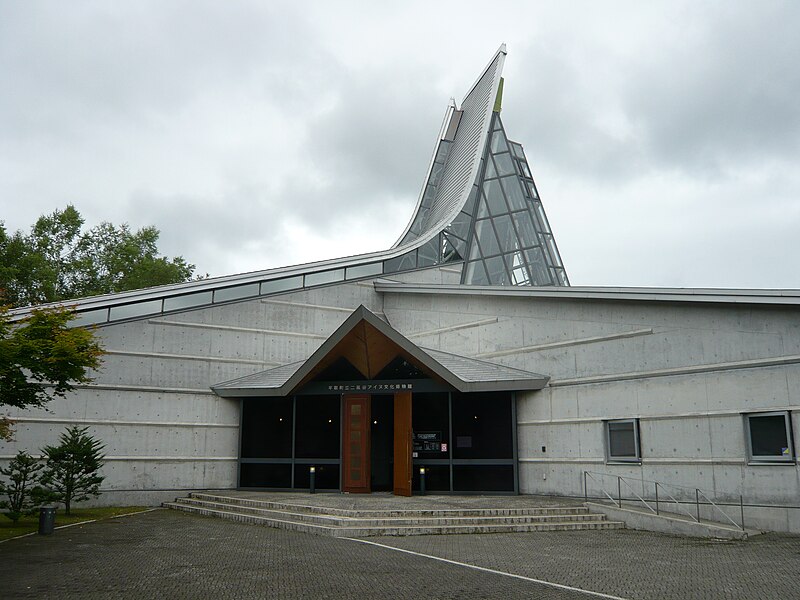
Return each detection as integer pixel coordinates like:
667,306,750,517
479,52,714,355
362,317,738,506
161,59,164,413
304,269,344,287
605,419,641,463
214,282,259,303
108,299,163,321
745,411,795,463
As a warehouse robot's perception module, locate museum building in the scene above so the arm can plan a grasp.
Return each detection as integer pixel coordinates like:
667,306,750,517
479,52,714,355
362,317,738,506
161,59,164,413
4,46,800,531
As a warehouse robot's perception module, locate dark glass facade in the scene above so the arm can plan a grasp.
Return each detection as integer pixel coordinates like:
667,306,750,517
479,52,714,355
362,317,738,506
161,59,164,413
238,390,516,493
412,391,516,493
239,395,341,490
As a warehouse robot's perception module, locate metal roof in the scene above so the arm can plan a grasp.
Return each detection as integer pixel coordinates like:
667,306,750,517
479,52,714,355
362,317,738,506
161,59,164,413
393,46,505,246
211,305,548,397
393,46,506,247
420,347,550,389
212,360,306,392
372,280,800,306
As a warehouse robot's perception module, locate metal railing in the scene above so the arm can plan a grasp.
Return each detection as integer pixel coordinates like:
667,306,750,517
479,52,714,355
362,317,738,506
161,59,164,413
583,470,745,531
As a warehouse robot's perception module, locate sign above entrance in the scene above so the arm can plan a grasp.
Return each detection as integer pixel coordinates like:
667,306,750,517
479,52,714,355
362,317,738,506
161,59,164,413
298,378,451,395
328,382,414,393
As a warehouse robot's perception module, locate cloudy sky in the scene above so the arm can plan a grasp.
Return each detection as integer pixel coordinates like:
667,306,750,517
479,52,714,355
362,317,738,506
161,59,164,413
1,1,798,288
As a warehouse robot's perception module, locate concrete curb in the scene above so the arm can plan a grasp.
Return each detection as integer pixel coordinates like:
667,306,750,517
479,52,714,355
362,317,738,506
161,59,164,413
585,502,756,539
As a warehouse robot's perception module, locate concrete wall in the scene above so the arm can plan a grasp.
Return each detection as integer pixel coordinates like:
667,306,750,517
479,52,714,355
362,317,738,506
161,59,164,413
3,266,799,533
0,266,460,506
383,290,800,533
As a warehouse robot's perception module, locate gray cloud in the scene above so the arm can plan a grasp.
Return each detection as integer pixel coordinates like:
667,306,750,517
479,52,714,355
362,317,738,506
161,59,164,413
623,3,800,175
1,1,798,288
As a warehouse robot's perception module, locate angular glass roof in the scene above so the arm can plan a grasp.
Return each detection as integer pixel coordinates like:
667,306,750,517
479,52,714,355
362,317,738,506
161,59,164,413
461,113,569,286
386,104,569,286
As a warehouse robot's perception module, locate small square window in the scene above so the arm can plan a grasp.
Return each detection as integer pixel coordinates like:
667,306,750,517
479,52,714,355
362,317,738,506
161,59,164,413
605,419,641,463
745,412,795,463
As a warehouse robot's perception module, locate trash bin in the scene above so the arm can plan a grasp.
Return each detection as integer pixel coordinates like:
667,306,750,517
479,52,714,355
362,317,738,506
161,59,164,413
38,506,57,535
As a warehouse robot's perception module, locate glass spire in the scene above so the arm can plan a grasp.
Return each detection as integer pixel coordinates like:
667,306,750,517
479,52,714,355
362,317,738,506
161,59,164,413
460,112,569,286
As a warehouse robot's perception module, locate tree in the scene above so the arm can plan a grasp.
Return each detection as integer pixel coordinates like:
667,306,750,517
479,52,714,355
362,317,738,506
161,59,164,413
0,206,83,306
0,451,47,523
0,306,103,411
0,205,197,307
0,305,103,440
40,426,105,515
70,221,196,297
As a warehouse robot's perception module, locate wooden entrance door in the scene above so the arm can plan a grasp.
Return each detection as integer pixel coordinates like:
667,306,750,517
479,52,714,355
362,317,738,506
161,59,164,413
343,394,371,493
393,391,412,496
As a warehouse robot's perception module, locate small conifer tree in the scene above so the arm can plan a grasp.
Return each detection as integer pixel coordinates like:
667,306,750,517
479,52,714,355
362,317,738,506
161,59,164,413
0,450,47,523
41,426,105,515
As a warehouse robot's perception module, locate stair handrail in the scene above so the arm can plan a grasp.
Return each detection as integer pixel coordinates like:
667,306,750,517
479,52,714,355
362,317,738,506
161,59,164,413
583,471,621,507
583,470,745,531
654,482,699,522
585,470,659,514
618,474,657,514
695,487,741,530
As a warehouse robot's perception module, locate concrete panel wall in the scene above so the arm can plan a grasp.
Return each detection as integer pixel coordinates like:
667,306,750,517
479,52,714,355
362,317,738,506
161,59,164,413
384,294,798,380
385,290,800,532
0,270,410,505
3,270,799,531
0,266,463,505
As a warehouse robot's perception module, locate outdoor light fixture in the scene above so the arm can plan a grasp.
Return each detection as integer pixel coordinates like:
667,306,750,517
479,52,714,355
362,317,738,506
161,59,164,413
328,419,332,423
373,420,378,425
420,466,426,495
309,466,316,494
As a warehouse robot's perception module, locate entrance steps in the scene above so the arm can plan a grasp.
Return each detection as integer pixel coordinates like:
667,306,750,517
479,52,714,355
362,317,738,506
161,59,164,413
163,492,624,537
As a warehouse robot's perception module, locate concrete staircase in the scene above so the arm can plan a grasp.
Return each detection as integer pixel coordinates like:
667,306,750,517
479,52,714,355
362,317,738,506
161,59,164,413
163,492,624,537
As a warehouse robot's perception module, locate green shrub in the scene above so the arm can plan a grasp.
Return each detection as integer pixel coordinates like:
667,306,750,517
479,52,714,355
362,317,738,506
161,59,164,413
0,450,47,523
41,426,105,515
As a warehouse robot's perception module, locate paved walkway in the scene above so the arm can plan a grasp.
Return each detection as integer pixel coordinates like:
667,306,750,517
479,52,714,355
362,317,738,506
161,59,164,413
2,508,799,599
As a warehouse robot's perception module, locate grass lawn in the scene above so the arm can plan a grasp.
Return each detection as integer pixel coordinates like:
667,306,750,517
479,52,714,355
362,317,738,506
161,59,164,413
0,506,149,541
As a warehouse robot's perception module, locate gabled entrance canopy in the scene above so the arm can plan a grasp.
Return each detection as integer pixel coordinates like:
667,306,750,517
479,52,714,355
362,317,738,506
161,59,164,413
211,305,549,397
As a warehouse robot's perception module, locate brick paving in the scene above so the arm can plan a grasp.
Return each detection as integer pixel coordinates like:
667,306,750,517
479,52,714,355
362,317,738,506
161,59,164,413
379,530,800,599
2,508,799,599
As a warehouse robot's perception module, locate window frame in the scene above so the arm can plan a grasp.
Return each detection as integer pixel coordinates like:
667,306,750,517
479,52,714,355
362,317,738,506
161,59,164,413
744,411,796,464
604,418,641,464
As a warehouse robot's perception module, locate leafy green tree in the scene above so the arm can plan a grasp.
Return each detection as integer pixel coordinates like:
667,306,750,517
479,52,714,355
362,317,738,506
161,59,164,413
0,306,103,411
0,206,83,306
40,426,105,515
70,221,195,298
0,451,47,523
0,305,104,440
0,205,196,307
